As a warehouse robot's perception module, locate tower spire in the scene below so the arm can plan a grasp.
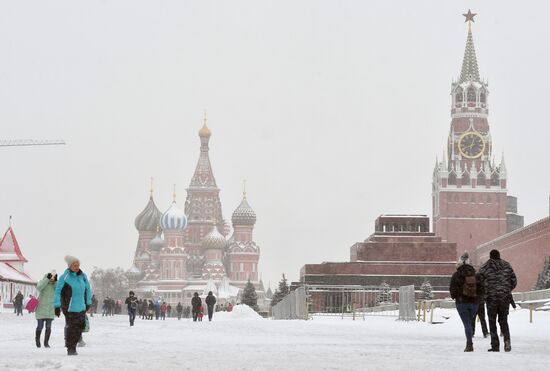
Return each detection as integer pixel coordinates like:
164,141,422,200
150,177,154,198
459,10,480,83
243,179,247,200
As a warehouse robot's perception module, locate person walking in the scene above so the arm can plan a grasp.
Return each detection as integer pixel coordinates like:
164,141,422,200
472,293,489,338
53,255,93,356
14,291,24,316
191,292,201,322
124,291,139,326
90,295,98,317
479,249,517,352
154,300,161,320
449,252,483,352
205,291,216,322
35,272,57,348
176,302,183,320
147,300,154,320
160,302,167,320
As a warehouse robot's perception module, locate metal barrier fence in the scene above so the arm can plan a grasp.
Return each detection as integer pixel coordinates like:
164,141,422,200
272,284,408,320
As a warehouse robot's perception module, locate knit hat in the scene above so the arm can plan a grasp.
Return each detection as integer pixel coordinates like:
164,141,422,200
490,249,500,260
64,255,80,267
456,252,471,267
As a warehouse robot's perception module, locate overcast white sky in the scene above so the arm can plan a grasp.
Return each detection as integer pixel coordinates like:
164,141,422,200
1,1,549,290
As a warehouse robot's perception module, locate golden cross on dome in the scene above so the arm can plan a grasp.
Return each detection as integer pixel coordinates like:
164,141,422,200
243,179,247,199
150,177,154,197
463,9,476,25
172,184,177,201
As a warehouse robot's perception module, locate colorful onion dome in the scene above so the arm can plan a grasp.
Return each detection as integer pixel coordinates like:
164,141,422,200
201,224,226,250
231,197,256,226
135,196,162,232
160,202,187,230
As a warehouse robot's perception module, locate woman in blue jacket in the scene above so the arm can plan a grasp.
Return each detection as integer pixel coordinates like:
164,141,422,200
53,255,92,356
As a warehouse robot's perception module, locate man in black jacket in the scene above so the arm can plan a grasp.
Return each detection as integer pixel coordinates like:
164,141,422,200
124,291,139,326
479,249,517,352
205,291,217,322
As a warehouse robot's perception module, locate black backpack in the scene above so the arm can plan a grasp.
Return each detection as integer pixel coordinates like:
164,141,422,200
462,274,477,298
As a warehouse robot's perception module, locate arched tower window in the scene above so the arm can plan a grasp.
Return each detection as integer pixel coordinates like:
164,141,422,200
455,88,463,104
467,87,476,103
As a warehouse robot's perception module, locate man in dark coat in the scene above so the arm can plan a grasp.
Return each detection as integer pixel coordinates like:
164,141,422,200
450,252,484,352
205,291,217,322
479,249,517,352
176,302,183,320
124,291,139,326
14,291,24,316
191,292,201,322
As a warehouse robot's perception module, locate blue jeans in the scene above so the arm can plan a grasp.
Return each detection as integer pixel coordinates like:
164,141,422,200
128,309,136,325
36,319,52,331
456,302,478,344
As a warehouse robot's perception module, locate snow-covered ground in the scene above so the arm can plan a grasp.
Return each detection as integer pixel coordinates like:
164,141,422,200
1,305,549,371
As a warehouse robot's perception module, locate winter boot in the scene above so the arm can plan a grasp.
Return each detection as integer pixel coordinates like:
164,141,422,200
44,329,51,348
67,347,78,356
77,338,86,347
464,342,473,352
504,340,512,352
35,329,42,348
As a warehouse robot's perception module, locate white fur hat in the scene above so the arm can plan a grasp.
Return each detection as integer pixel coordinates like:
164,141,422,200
64,255,80,267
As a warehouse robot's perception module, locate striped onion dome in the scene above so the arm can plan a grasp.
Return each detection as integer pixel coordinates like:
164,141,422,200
160,202,187,231
135,196,162,232
201,224,226,250
231,198,256,226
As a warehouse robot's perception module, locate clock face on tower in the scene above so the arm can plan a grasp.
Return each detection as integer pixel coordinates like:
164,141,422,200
458,131,485,159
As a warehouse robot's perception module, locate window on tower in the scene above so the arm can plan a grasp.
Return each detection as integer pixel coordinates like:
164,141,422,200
455,87,463,104
477,172,486,186
480,89,486,104
448,172,457,186
467,87,476,103
491,171,500,186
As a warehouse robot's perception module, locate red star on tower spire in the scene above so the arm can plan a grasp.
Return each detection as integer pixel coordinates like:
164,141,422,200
463,9,476,23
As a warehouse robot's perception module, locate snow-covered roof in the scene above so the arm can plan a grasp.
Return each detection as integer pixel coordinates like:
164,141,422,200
0,227,28,263
0,262,35,284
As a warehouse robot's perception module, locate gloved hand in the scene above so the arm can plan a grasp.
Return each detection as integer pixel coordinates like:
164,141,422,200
47,273,52,279
55,308,61,317
86,305,90,312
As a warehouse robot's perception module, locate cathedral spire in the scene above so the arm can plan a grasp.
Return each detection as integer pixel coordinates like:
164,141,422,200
459,10,481,83
190,118,218,189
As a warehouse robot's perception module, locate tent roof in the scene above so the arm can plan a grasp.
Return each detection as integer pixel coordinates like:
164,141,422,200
0,227,28,263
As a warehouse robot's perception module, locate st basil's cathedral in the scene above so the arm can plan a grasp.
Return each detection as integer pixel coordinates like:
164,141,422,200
128,120,267,308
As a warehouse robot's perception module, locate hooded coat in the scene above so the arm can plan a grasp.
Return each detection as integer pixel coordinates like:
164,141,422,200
53,269,92,313
479,258,517,303
35,275,56,319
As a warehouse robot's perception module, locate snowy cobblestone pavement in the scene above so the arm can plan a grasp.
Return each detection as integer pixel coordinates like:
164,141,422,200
1,306,549,371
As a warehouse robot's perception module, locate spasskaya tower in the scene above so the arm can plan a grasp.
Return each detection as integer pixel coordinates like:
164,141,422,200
432,10,507,264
